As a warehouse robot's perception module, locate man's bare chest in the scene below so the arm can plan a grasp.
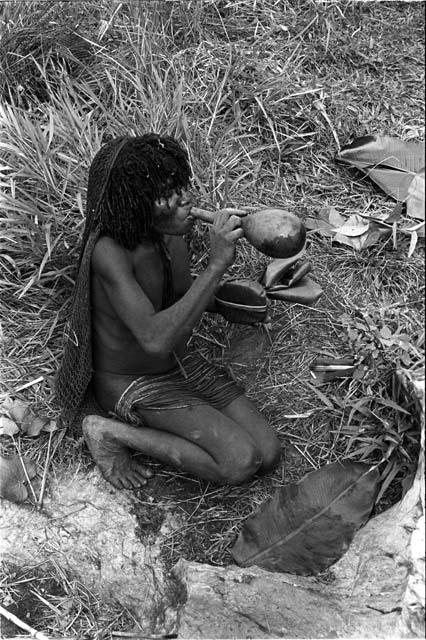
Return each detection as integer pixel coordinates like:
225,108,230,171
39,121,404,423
131,236,191,309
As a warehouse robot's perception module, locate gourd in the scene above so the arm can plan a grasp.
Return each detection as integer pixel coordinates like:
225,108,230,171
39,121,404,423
191,207,306,259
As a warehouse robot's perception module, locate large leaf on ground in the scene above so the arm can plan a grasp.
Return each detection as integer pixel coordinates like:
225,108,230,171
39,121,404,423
336,135,425,201
231,460,380,575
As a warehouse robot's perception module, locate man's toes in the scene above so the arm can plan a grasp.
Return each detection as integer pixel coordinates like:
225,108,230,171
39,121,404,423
119,476,133,489
133,459,153,479
107,474,125,490
129,471,147,488
82,415,98,438
131,469,147,485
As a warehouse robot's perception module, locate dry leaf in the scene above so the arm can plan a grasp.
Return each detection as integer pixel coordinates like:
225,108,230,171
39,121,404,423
307,207,391,251
0,455,37,503
0,415,19,437
328,208,347,228
43,419,58,433
22,414,50,437
2,398,30,423
331,215,370,237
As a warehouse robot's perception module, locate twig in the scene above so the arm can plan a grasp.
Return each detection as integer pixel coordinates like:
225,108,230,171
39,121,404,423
14,376,44,393
173,351,188,379
37,428,53,508
112,634,177,639
12,435,38,503
30,589,62,615
0,603,50,640
293,444,319,469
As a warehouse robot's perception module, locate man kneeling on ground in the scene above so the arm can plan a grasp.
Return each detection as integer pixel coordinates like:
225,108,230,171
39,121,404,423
55,134,281,489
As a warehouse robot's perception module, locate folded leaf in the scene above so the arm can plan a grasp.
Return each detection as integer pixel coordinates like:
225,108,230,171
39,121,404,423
231,460,380,575
406,169,425,221
260,251,305,288
310,356,356,382
280,262,311,288
338,135,424,172
266,276,323,305
331,214,370,237
215,279,268,324
337,135,425,201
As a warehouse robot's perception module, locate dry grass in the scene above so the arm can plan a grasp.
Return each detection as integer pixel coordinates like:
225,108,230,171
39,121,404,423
0,0,425,635
0,560,138,639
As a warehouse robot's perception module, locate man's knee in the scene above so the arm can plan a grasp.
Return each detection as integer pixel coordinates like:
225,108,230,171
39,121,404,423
217,443,263,485
261,433,281,471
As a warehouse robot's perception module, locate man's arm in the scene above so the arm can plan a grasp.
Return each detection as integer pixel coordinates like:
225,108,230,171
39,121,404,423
93,212,243,357
169,237,219,312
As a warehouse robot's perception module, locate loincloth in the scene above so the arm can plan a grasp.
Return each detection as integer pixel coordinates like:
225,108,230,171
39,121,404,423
114,354,244,425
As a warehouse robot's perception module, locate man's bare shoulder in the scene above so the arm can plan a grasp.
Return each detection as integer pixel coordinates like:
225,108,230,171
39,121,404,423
91,236,161,290
91,237,133,283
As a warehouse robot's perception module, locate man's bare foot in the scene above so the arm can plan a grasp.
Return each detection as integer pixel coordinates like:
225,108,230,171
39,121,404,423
82,415,153,489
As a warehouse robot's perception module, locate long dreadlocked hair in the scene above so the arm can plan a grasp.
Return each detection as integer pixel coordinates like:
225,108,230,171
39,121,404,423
55,134,192,428
82,133,192,251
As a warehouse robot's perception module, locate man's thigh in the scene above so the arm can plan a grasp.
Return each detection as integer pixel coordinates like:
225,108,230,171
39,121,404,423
220,395,280,455
135,402,258,461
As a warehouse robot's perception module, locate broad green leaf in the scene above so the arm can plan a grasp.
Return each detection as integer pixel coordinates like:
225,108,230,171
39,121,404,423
231,461,380,575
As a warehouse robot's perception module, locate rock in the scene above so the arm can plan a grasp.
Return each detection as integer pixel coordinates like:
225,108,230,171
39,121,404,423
173,560,402,639
398,373,425,637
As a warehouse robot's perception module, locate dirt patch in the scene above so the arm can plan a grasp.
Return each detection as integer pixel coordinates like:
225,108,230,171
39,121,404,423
0,469,183,636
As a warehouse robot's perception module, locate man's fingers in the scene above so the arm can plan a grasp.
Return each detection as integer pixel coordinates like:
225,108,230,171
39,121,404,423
222,215,242,232
214,211,245,228
218,207,247,217
228,227,244,241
